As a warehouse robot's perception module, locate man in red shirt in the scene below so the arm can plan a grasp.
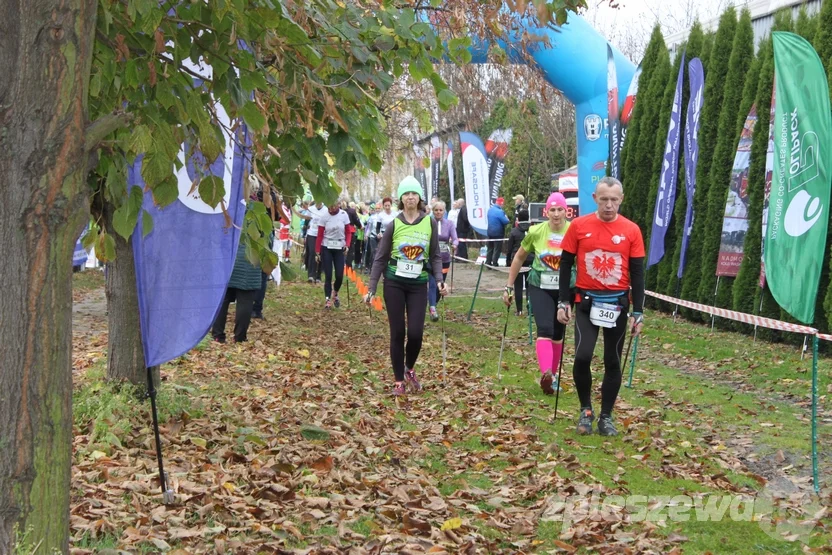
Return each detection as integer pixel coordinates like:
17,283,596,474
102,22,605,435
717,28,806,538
556,177,645,437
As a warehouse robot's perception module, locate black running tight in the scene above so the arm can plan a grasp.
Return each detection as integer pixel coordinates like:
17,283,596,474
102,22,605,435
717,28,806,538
383,278,428,381
572,304,629,415
527,284,566,341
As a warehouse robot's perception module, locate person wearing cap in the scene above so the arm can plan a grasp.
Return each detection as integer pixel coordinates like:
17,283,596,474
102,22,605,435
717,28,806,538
504,206,533,317
512,194,526,227
365,176,447,396
503,192,575,396
556,177,645,437
486,197,510,267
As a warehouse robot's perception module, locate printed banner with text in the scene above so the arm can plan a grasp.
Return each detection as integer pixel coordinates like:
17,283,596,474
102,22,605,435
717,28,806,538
647,51,685,267
765,32,832,323
678,57,704,278
716,106,755,277
459,131,489,236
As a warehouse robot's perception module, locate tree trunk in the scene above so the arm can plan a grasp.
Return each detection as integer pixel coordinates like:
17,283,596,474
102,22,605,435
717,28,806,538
103,199,159,390
0,1,97,553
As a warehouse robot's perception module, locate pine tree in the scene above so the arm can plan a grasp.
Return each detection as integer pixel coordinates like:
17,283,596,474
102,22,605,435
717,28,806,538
622,45,669,231
679,8,737,319
621,25,666,217
733,39,772,318
796,6,818,41
696,8,755,316
815,0,832,100
662,23,706,297
644,49,684,295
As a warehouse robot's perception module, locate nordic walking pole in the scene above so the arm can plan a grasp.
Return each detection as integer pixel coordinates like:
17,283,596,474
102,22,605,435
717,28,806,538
625,328,640,389
497,297,512,381
441,299,447,380
554,327,567,421
146,365,175,505
450,249,455,291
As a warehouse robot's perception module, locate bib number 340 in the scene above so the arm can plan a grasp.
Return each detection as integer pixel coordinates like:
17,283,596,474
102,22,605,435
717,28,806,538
589,302,621,328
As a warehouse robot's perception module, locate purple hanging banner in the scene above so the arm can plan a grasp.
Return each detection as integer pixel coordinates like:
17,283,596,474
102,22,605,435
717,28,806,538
132,116,250,367
678,57,705,278
647,52,686,267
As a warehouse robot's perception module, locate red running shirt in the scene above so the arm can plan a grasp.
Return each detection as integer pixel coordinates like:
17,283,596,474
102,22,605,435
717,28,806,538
560,214,645,291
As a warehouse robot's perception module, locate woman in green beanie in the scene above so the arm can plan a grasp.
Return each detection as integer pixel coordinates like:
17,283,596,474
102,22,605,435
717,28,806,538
365,176,447,396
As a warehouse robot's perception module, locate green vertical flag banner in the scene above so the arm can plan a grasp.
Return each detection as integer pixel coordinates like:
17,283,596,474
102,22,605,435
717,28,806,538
765,32,832,323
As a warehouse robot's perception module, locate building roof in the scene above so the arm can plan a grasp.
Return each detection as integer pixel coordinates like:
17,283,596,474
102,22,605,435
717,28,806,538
665,0,820,53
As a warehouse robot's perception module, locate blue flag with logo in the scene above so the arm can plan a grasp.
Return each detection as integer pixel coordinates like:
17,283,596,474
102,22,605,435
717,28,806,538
131,116,249,367
678,57,704,278
648,51,685,267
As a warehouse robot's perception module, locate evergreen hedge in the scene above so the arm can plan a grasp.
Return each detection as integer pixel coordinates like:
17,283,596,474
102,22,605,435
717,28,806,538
697,8,755,315
679,8,737,319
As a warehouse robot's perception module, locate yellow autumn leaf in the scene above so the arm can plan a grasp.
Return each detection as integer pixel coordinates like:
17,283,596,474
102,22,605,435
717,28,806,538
222,482,236,492
298,349,310,358
440,517,462,531
190,437,207,448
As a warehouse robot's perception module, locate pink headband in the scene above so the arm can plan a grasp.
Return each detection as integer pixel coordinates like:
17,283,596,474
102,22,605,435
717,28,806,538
546,192,567,212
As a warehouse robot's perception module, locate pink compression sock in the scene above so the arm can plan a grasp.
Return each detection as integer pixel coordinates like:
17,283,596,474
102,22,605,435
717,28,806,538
552,341,564,375
535,339,554,375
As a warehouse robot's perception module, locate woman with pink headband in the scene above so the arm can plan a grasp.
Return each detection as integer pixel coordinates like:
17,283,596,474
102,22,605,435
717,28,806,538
503,192,575,395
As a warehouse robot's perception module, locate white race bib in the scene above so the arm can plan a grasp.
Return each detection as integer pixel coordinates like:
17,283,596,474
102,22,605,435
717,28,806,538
439,243,451,254
540,272,559,290
589,301,621,328
395,258,422,278
324,238,345,249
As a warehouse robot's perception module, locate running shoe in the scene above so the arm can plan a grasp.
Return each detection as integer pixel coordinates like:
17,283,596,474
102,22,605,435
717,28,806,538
540,370,555,395
597,414,618,437
324,297,332,309
576,408,595,435
516,310,524,317
307,277,314,284
392,382,406,396
333,294,340,308
429,306,439,322
405,367,423,392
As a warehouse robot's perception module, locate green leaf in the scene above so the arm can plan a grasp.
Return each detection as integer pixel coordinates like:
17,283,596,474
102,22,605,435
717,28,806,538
81,227,99,250
152,175,179,207
142,209,154,238
112,203,136,239
437,89,458,110
240,102,266,132
89,72,102,98
141,151,172,188
97,232,116,262
197,175,225,209
129,125,153,155
327,131,349,158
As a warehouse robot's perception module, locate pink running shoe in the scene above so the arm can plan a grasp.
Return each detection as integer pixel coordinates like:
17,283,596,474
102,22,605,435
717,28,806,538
405,367,422,393
392,382,406,396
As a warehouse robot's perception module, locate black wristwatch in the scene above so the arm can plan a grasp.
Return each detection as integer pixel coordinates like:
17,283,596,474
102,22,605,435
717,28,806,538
557,302,569,312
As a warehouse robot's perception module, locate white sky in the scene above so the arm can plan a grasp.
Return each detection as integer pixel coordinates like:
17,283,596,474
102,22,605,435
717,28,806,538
581,0,730,61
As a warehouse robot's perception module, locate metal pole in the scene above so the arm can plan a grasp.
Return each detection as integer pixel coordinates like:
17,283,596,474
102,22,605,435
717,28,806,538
450,251,455,292
554,327,567,421
710,276,720,332
812,335,819,493
801,334,809,361
527,292,533,345
672,277,681,323
467,261,485,321
147,366,174,505
753,293,764,341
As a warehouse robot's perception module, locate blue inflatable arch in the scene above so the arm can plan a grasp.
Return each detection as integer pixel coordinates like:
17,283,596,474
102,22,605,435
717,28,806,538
469,12,636,214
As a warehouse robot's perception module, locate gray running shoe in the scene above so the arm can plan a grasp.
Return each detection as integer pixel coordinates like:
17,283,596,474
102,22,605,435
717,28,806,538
597,414,618,437
576,408,595,435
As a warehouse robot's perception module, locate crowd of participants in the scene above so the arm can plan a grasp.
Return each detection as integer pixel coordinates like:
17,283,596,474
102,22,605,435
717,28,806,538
212,176,645,437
